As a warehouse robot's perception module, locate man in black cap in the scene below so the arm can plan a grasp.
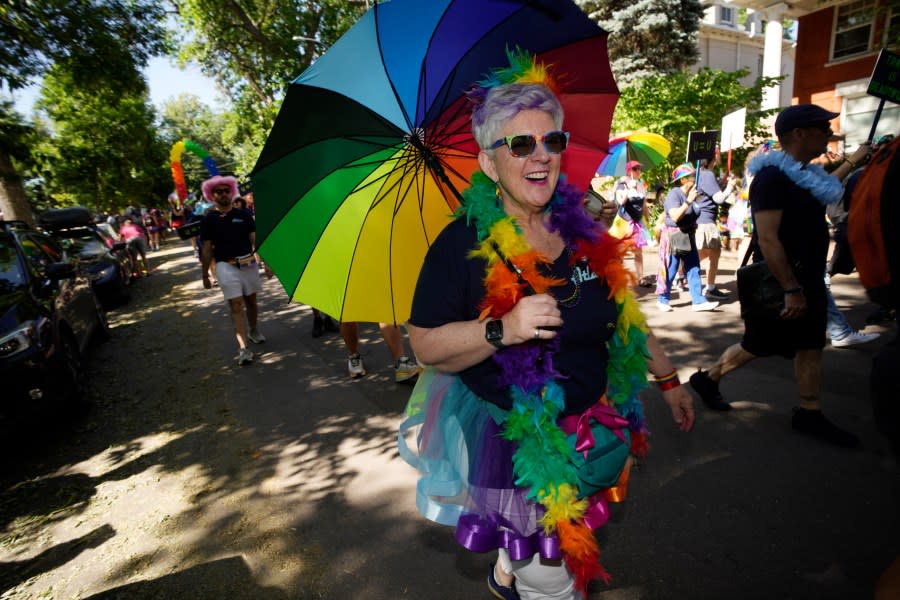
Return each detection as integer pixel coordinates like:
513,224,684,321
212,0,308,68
690,104,870,448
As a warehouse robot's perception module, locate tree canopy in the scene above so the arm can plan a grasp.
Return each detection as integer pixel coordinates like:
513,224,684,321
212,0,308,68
0,0,167,91
36,64,168,213
577,0,704,86
613,68,781,184
166,0,368,177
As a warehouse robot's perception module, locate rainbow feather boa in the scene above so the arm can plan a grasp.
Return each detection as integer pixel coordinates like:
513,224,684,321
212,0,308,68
460,171,650,592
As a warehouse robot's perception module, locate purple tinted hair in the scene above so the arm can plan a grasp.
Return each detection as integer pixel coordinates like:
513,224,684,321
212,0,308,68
470,83,564,151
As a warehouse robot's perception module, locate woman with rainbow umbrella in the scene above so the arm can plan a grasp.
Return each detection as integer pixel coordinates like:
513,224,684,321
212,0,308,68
399,52,694,600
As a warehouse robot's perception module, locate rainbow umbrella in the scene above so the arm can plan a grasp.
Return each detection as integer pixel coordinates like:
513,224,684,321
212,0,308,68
251,0,619,324
595,131,671,177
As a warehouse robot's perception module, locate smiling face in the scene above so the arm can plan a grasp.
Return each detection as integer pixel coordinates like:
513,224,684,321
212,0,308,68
478,109,561,217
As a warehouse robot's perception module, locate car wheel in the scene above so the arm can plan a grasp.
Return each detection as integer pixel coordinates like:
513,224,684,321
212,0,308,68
59,331,89,414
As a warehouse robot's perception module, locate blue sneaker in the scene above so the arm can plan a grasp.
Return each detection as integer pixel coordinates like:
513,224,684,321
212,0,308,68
487,563,520,600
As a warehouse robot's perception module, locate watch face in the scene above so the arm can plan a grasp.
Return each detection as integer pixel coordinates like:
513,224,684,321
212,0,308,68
486,319,503,343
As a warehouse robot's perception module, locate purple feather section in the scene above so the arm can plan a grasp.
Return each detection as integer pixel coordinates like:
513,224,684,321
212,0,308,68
547,179,600,247
494,338,561,392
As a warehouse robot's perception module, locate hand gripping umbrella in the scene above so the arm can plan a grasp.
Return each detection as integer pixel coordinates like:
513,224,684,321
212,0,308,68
251,0,619,324
596,131,671,177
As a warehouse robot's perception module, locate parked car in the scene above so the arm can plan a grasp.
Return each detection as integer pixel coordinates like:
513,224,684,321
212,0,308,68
0,220,109,420
39,207,132,308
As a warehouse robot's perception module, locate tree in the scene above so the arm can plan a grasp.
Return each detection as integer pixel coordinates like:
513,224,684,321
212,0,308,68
0,101,36,222
576,0,704,86
0,0,167,223
37,65,168,214
171,0,368,174
612,68,781,185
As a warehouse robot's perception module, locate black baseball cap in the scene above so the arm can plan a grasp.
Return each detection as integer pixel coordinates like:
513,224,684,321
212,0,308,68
774,104,840,136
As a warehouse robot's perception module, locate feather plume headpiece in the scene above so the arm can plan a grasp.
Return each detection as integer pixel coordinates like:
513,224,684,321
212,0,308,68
466,47,559,108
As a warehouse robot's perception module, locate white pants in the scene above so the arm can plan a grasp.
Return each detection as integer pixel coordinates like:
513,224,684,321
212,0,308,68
498,549,581,600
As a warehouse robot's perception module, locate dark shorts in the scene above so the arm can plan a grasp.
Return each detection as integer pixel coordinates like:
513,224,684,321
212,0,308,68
741,274,826,358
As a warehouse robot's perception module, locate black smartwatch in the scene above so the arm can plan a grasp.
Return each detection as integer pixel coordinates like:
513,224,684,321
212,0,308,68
485,319,505,349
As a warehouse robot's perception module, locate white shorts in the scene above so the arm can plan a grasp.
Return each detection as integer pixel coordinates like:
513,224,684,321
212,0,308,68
217,261,262,301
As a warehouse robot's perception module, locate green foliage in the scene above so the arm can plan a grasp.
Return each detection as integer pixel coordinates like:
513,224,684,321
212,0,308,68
171,0,367,148
0,0,167,91
576,0,704,86
0,101,33,164
613,68,781,186
37,65,168,213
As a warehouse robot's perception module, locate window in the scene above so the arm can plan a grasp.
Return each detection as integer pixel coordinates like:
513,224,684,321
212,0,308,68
844,94,900,147
832,0,875,60
720,5,735,24
887,5,900,47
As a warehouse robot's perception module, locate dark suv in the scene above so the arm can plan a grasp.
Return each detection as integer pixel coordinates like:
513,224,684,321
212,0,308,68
0,220,109,419
39,207,133,309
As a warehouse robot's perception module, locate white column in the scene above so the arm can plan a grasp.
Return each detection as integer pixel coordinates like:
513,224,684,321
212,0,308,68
762,2,788,110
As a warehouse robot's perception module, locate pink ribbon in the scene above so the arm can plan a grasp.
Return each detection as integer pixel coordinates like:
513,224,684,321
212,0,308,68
582,493,611,530
558,403,630,458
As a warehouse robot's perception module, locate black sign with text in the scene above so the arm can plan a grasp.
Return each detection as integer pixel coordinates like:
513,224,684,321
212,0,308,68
867,48,900,104
686,131,719,163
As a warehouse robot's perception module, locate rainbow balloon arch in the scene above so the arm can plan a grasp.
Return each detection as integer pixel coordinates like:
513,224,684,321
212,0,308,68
169,139,219,202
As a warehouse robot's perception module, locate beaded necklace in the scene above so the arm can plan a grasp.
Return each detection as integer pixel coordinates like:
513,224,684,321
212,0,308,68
460,170,651,592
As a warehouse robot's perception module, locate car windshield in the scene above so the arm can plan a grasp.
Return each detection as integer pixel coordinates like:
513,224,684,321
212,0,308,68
56,229,108,258
0,234,26,290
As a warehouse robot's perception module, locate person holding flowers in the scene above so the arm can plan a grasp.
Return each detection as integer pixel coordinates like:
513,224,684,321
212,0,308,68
399,52,694,600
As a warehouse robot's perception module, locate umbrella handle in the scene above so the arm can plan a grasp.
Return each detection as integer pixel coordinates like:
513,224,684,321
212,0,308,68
490,241,537,296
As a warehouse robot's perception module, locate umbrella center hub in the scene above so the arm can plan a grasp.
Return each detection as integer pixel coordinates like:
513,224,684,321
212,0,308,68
403,128,426,149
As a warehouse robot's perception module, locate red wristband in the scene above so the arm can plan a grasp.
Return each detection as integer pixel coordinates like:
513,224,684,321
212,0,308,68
656,378,682,391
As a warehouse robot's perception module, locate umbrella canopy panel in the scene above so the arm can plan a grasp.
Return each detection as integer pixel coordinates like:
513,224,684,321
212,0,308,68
252,0,620,324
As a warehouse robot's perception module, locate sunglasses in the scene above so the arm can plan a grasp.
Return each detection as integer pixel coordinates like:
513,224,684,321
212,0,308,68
212,188,231,195
490,130,570,157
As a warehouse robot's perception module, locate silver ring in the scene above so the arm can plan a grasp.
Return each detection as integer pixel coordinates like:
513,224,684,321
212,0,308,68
534,328,541,340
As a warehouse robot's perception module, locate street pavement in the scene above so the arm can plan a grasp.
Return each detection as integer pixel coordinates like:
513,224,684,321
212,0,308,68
187,242,898,599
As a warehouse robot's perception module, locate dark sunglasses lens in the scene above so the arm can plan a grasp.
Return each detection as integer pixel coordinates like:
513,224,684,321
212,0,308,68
544,132,568,153
508,135,537,157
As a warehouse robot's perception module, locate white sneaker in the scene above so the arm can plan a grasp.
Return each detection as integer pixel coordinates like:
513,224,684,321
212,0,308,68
348,353,366,378
691,301,719,312
657,301,673,312
394,356,422,383
831,330,880,348
237,348,254,366
248,328,266,343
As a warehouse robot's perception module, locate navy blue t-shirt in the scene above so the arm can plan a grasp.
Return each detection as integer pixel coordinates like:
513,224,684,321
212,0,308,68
749,166,828,275
663,187,701,230
409,218,618,415
199,208,255,262
695,168,722,223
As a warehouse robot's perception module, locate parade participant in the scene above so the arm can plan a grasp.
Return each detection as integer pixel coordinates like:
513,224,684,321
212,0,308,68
199,175,272,366
694,156,736,298
339,322,421,382
118,216,150,277
612,160,653,287
399,54,694,600
690,104,860,447
655,164,719,312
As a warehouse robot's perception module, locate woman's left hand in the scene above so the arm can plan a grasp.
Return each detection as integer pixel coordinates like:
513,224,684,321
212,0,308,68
662,385,695,432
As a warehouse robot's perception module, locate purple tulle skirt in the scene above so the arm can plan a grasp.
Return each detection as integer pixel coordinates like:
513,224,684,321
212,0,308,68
399,368,555,559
